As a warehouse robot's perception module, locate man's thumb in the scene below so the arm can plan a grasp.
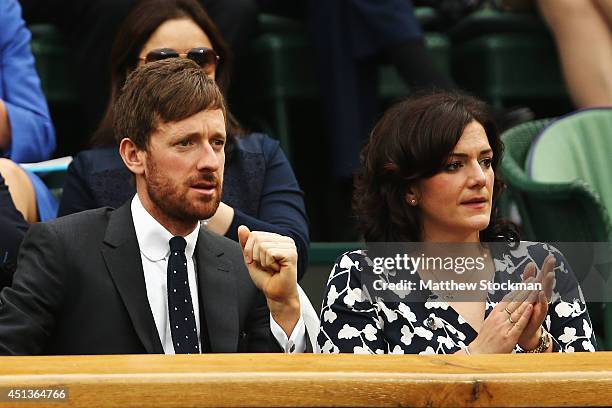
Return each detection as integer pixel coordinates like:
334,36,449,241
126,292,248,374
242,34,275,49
237,225,251,249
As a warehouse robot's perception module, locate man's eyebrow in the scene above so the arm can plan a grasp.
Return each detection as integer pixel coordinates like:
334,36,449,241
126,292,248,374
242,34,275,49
210,131,227,140
172,131,200,139
449,149,493,157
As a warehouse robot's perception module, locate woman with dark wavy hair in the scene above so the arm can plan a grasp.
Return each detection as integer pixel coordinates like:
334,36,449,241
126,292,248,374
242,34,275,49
318,91,596,354
57,0,310,279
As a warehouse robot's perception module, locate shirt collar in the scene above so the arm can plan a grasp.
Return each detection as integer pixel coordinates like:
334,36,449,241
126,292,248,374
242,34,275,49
131,194,200,261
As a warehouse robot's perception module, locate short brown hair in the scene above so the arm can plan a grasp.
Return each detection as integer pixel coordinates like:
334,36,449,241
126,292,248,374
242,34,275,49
113,58,226,149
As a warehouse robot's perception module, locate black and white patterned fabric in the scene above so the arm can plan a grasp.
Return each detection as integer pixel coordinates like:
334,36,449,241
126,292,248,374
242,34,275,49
318,242,597,354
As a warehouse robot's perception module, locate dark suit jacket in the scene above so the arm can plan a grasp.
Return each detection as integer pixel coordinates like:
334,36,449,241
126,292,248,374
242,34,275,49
0,174,29,287
0,202,283,355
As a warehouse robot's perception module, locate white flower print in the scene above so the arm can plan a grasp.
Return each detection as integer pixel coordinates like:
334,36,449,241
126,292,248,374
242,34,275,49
555,301,574,318
321,340,339,354
436,335,454,349
390,345,405,354
400,325,414,346
327,285,340,307
353,345,371,354
338,324,360,339
424,300,449,310
583,319,592,339
323,309,337,323
343,287,364,307
494,257,507,272
414,326,433,340
339,253,359,270
362,324,378,341
456,330,466,341
419,346,436,355
582,341,595,352
566,345,575,352
558,327,577,344
398,303,417,323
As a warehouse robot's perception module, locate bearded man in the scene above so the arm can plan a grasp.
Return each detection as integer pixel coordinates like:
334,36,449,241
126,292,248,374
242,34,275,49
0,58,312,354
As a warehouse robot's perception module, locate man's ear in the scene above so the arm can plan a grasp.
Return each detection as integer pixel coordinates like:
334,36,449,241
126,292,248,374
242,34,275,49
119,138,145,175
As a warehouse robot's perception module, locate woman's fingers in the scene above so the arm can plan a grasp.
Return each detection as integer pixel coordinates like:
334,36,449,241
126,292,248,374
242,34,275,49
542,257,556,302
523,262,536,281
508,303,533,336
505,278,537,314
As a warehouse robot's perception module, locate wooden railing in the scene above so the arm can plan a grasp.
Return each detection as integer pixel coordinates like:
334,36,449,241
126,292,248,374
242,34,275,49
1,352,611,407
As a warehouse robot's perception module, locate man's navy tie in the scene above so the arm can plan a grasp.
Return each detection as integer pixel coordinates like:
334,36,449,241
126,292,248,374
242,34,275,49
167,236,199,354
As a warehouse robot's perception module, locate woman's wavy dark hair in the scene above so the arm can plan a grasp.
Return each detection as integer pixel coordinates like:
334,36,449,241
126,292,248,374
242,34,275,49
90,0,243,155
354,90,518,243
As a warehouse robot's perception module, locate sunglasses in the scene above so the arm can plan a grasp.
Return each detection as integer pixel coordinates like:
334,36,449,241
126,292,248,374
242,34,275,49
140,47,219,74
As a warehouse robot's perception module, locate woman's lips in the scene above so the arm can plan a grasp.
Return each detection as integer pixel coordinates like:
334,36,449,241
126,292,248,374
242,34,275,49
461,202,487,209
460,198,488,209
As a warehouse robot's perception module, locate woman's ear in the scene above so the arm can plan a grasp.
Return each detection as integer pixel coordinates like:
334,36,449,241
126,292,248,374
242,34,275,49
405,186,419,206
119,138,145,175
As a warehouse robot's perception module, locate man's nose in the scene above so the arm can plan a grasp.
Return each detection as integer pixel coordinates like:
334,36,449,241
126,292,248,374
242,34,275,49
196,142,220,171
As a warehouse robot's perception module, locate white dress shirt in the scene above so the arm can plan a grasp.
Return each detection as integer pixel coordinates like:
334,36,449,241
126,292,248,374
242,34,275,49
131,195,306,353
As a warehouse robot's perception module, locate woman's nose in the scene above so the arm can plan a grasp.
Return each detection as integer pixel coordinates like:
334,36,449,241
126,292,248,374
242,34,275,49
468,161,487,187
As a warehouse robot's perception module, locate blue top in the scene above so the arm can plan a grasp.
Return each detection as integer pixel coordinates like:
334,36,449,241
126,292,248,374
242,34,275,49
0,0,55,163
58,133,310,279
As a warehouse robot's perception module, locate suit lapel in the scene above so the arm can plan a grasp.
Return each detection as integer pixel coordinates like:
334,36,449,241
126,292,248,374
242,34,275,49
101,203,164,354
196,229,240,352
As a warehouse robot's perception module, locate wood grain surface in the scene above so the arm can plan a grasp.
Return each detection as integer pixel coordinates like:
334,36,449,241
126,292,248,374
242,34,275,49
0,352,610,407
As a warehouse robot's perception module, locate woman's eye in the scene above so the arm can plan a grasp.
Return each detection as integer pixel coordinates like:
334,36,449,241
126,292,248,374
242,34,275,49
445,161,462,172
480,158,493,168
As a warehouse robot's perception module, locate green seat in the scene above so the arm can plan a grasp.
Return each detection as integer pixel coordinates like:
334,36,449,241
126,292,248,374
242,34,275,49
500,119,611,242
308,242,364,265
451,9,567,108
500,117,612,350
28,25,78,104
236,12,451,160
528,109,612,216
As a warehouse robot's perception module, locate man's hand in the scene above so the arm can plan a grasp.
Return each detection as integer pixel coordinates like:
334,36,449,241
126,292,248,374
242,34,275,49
237,225,300,336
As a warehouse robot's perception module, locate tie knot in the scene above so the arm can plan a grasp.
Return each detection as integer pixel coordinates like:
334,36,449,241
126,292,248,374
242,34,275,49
169,236,187,253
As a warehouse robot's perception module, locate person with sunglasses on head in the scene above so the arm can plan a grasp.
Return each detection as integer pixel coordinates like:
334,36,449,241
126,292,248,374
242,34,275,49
58,0,310,280
18,0,259,147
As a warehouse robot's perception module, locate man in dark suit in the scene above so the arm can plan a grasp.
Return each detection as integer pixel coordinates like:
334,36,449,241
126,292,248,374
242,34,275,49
0,58,308,355
0,171,29,288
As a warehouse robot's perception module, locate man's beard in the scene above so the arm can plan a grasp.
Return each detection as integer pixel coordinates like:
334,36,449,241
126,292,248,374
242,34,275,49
145,160,221,225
